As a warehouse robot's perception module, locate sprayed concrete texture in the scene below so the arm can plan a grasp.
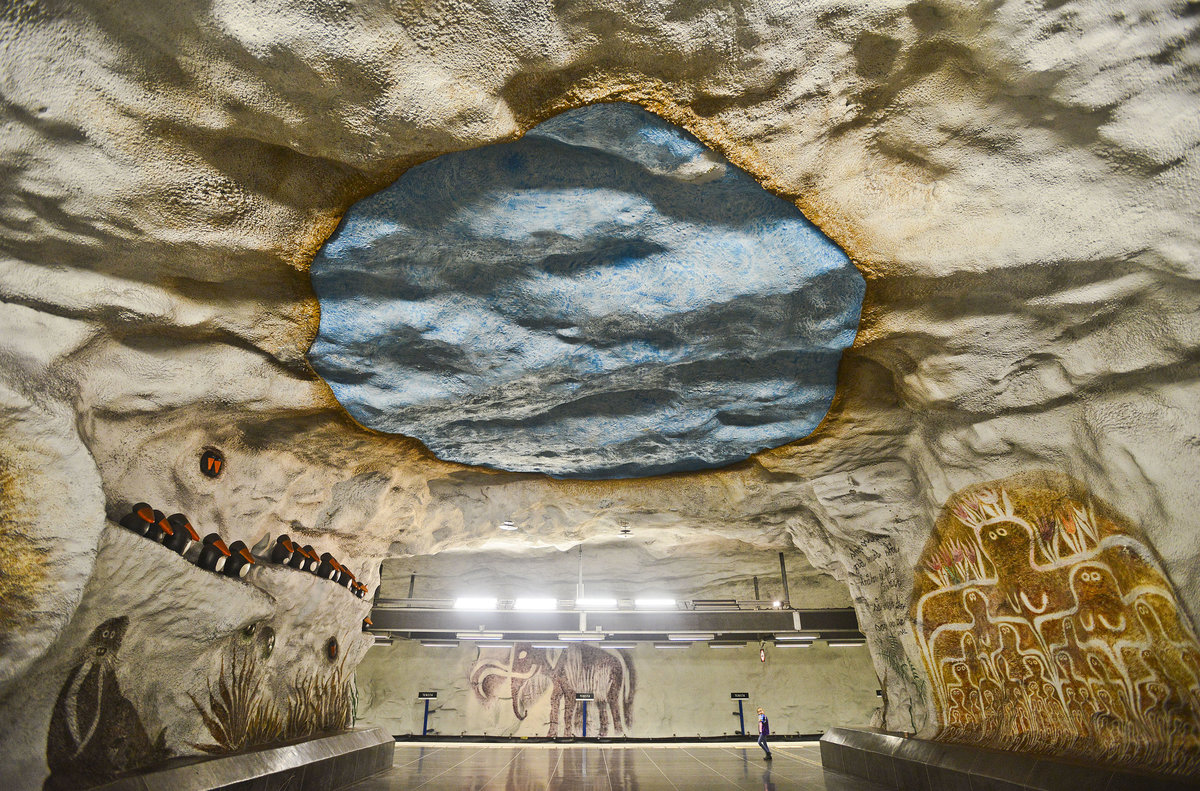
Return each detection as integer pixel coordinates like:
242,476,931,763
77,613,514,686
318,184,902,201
355,639,878,739
2,0,1200,787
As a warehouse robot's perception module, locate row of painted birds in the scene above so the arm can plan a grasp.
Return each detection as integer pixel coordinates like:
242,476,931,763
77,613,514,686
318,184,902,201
117,503,369,598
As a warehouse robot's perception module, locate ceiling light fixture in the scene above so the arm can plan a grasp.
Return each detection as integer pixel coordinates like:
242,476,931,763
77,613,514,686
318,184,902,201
634,598,676,609
455,632,504,640
453,597,498,610
420,640,458,648
775,633,821,641
558,633,606,641
774,640,813,648
667,633,715,641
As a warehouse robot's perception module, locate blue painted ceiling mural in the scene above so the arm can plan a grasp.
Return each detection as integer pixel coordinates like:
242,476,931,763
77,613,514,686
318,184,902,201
307,102,864,478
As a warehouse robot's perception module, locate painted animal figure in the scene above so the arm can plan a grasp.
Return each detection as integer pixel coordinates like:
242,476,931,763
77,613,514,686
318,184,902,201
44,616,168,790
472,643,635,737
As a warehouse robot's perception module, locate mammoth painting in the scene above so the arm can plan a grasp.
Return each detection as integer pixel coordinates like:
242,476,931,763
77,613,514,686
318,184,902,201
471,643,635,737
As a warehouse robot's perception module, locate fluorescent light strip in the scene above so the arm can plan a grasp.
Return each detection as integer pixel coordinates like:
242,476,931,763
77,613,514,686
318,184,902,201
420,640,458,647
668,633,715,641
775,633,821,641
827,640,866,647
774,641,813,648
453,597,497,610
558,633,606,641
575,598,617,609
455,632,504,640
634,598,676,609
514,598,558,610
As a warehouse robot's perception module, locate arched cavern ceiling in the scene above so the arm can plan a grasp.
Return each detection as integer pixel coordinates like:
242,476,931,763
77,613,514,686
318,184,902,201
1,0,1199,786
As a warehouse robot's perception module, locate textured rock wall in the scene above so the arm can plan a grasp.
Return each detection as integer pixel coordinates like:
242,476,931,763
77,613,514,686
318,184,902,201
355,639,879,738
2,0,1199,786
0,523,371,789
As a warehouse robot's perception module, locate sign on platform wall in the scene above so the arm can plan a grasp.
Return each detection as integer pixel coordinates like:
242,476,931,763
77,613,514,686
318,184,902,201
730,692,749,699
418,691,437,699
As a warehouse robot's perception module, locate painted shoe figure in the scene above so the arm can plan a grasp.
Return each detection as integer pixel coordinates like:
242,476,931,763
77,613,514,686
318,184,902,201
144,513,172,544
286,538,309,570
301,545,321,574
223,541,255,578
163,514,199,555
317,552,340,580
269,534,294,565
196,533,231,573
118,502,156,536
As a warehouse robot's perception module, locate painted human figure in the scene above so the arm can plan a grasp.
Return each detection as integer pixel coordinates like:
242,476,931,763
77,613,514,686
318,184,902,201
756,707,772,759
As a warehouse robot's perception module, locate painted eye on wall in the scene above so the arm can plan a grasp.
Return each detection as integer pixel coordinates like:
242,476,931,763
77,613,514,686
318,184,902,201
996,528,1008,537
518,651,527,660
325,637,339,662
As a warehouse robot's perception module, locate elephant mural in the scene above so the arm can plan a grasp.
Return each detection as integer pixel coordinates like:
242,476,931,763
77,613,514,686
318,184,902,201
471,643,635,737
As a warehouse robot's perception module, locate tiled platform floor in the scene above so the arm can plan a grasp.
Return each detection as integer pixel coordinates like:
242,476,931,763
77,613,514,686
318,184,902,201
342,742,894,791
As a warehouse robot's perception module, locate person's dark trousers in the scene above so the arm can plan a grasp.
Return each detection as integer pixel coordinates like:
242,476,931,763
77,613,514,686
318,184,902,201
758,732,772,758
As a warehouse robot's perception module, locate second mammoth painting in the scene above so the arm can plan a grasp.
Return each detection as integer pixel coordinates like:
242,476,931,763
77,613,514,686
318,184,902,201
911,470,1200,776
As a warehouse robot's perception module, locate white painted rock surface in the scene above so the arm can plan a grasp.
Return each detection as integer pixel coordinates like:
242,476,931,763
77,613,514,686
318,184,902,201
1,0,1199,786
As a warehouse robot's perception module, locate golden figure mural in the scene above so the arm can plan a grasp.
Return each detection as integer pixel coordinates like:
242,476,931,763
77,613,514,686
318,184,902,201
911,471,1200,777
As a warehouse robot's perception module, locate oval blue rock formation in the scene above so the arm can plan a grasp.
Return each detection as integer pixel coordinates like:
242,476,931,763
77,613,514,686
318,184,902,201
307,102,865,479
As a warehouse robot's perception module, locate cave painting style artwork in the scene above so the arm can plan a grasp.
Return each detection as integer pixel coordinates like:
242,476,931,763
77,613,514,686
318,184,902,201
471,642,635,737
912,471,1200,777
189,642,353,754
44,617,169,790
307,101,864,478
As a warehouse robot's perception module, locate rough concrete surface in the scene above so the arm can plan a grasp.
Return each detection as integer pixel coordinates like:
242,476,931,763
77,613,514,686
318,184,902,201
1,0,1199,786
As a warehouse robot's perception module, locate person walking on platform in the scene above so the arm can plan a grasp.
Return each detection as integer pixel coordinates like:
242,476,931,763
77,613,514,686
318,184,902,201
756,707,772,759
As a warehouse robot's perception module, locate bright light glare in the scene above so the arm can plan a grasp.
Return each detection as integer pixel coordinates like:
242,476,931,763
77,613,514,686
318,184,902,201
575,598,617,609
772,601,781,608
774,640,813,648
775,633,820,641
634,598,675,609
453,597,497,610
514,598,558,610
